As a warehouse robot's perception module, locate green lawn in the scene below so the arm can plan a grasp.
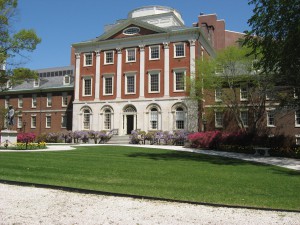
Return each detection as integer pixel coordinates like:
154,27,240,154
0,146,299,210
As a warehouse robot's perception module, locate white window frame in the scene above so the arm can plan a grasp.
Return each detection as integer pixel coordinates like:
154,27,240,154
150,108,159,130
215,111,223,128
126,48,136,63
125,73,136,94
46,93,52,107
17,116,22,129
84,53,93,66
104,50,114,65
295,110,300,127
46,115,51,128
296,135,300,145
83,109,91,130
82,77,92,96
32,94,37,108
267,109,276,127
31,115,36,128
61,114,67,128
63,75,70,85
240,84,248,101
104,109,112,130
33,79,39,87
174,42,185,58
148,71,160,93
173,69,186,92
18,95,23,108
62,92,68,107
215,88,222,102
175,107,185,130
103,74,114,96
149,45,160,60
240,110,249,127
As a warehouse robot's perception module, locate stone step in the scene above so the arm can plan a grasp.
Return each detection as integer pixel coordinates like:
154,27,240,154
107,135,130,144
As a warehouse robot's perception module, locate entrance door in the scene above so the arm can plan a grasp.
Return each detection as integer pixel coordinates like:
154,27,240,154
126,115,134,134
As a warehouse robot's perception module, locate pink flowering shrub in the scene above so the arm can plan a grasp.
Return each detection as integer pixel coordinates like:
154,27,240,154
17,132,36,143
187,131,222,149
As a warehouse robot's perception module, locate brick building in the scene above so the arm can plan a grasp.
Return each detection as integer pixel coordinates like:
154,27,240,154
0,66,74,135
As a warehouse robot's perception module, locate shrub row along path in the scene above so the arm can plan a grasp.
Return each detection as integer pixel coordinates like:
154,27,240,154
1,183,299,225
1,144,299,224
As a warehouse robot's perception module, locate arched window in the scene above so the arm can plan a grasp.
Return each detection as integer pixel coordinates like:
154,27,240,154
175,107,185,129
150,108,158,130
104,109,112,130
83,109,91,130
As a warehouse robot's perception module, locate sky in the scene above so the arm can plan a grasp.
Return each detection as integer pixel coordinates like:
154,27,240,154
11,0,254,70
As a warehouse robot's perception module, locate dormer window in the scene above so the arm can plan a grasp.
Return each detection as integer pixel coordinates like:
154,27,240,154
123,27,140,35
6,80,12,89
64,75,70,85
34,79,39,87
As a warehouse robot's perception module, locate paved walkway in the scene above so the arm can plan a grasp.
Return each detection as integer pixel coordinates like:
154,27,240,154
1,144,299,171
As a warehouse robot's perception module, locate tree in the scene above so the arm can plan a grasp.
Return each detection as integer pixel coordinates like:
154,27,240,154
193,46,273,134
244,0,300,100
0,0,41,90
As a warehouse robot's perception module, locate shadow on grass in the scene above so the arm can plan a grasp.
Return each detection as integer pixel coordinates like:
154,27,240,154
127,151,259,166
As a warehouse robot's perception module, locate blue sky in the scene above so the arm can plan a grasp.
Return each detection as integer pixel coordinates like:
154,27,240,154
12,0,254,70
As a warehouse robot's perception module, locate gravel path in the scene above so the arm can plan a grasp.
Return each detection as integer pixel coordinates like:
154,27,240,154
0,183,299,225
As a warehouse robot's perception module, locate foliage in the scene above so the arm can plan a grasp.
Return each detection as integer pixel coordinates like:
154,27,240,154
194,46,272,133
14,141,46,150
244,0,300,104
187,131,222,149
17,132,35,143
0,0,41,91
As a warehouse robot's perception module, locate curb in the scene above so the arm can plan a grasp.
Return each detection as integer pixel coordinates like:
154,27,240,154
1,179,299,213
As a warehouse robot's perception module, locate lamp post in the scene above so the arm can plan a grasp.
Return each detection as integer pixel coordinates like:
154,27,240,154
203,118,207,132
23,121,26,133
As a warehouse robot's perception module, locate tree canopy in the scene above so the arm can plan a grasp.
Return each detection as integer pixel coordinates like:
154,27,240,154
0,0,41,90
244,0,300,97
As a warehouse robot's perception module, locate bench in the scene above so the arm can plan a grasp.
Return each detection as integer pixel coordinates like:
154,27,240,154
254,147,270,157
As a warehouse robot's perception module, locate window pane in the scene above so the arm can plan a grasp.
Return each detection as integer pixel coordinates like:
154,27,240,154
105,51,114,64
127,49,135,62
150,73,159,92
150,46,159,59
175,71,185,91
175,43,184,57
127,76,135,93
84,79,91,95
105,77,113,94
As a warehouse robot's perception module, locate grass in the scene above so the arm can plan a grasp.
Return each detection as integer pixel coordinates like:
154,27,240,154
0,145,299,210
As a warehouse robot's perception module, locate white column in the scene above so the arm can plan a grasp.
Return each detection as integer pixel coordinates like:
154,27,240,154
75,53,81,101
95,50,101,100
189,39,196,80
139,45,145,97
116,48,122,99
163,42,170,97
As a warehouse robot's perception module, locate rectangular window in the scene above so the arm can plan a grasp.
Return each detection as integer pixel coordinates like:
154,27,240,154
84,53,93,66
126,48,136,62
104,113,111,130
63,75,70,85
296,136,300,145
295,111,300,127
240,85,248,101
176,110,185,129
150,110,158,130
215,88,222,102
32,94,37,108
240,111,248,127
104,51,114,64
149,46,160,60
5,97,9,109
61,115,67,128
83,77,92,96
47,93,52,107
18,95,23,108
104,75,113,95
149,72,160,93
174,43,185,58
267,110,275,127
215,111,223,128
46,116,51,128
17,116,22,128
62,92,68,107
31,115,36,128
125,74,136,94
174,70,185,91
34,79,39,87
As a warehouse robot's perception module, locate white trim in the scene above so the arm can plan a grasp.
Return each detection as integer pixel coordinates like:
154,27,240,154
18,95,23,108
266,109,276,127
61,114,67,128
173,42,186,58
139,45,145,97
173,69,186,92
104,50,114,65
215,111,223,128
32,94,37,108
75,53,81,100
164,42,170,97
103,74,114,96
46,93,52,107
125,73,136,95
116,48,122,99
149,45,160,60
45,115,51,128
295,110,300,127
148,71,160,93
82,76,93,96
31,115,37,128
126,48,136,63
17,115,22,129
83,52,93,67
95,50,101,99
